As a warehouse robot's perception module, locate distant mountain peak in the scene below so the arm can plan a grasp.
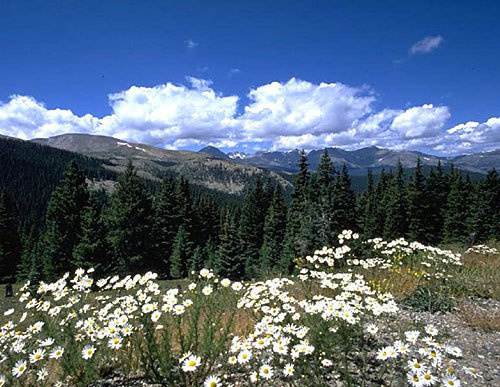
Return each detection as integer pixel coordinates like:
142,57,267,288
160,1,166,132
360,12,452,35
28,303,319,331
198,145,228,159
228,151,248,160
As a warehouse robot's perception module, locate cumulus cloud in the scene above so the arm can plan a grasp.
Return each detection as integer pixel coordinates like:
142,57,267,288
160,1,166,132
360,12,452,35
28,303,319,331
0,95,98,139
241,78,374,140
0,77,497,155
409,35,444,55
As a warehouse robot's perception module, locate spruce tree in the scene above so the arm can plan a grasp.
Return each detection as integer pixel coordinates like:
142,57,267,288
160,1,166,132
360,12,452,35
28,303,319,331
17,231,44,286
152,175,179,272
383,161,408,239
331,164,357,234
216,214,244,279
468,168,500,242
443,171,468,243
359,169,377,238
407,158,428,242
316,149,335,245
0,192,22,283
261,185,287,274
169,226,192,278
373,169,391,236
40,161,90,277
282,150,311,269
105,162,152,273
238,178,267,278
72,199,109,273
425,162,447,243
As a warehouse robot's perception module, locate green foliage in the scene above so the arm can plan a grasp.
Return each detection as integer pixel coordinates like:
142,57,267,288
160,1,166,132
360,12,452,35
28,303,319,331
169,226,192,279
403,285,454,313
216,214,243,279
407,158,429,242
0,192,22,282
383,160,408,239
261,185,287,274
105,162,153,273
72,199,109,273
237,178,267,278
40,161,90,278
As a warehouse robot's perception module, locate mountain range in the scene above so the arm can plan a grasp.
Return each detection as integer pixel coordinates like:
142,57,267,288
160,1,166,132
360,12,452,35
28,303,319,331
31,134,293,195
199,145,500,175
1,132,497,198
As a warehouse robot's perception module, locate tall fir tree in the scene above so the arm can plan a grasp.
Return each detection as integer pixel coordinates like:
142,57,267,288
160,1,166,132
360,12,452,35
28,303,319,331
152,175,179,272
359,169,377,237
373,169,391,236
40,161,90,278
175,177,195,234
407,158,428,242
0,192,22,282
468,168,500,242
443,171,468,243
17,229,44,286
260,185,287,274
237,178,267,278
425,161,448,243
169,226,192,278
105,162,152,273
315,149,336,245
281,150,311,271
331,164,357,234
216,213,244,279
72,198,109,273
383,161,408,239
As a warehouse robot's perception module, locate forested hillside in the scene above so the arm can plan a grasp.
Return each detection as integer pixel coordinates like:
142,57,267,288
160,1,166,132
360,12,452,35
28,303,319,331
0,137,117,229
1,145,498,284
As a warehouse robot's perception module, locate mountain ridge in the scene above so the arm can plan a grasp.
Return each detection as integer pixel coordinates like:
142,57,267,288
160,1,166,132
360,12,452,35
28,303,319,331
198,145,499,175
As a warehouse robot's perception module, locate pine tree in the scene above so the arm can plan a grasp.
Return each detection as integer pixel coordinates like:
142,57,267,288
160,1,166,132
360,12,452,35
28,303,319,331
443,171,468,243
261,185,287,274
331,164,357,234
237,178,267,278
316,149,335,245
72,198,109,273
188,246,204,275
169,226,192,278
175,177,195,234
383,161,408,239
17,230,44,286
40,161,90,277
152,175,179,272
216,214,244,279
373,169,391,236
105,162,152,273
407,158,428,242
359,169,377,237
425,162,447,243
282,150,311,270
192,194,220,246
0,192,22,283
468,168,500,242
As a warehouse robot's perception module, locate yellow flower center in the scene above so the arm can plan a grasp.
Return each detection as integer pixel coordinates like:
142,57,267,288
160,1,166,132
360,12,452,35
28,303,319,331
188,360,196,367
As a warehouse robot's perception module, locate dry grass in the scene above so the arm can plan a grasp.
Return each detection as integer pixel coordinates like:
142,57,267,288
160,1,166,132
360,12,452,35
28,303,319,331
458,302,500,331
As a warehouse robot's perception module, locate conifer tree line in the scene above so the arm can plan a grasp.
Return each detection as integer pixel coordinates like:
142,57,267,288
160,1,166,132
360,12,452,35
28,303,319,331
1,152,499,284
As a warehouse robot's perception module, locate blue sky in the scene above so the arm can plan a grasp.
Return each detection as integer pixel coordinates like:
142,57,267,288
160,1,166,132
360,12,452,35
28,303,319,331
0,0,499,154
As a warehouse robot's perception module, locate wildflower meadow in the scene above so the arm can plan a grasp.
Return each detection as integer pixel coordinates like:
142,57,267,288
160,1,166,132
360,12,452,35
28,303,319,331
1,231,496,386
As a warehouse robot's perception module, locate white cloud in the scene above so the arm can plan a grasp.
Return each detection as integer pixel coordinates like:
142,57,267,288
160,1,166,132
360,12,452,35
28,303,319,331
390,104,450,139
241,78,374,140
0,95,98,139
184,39,198,49
409,35,444,55
0,77,498,155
